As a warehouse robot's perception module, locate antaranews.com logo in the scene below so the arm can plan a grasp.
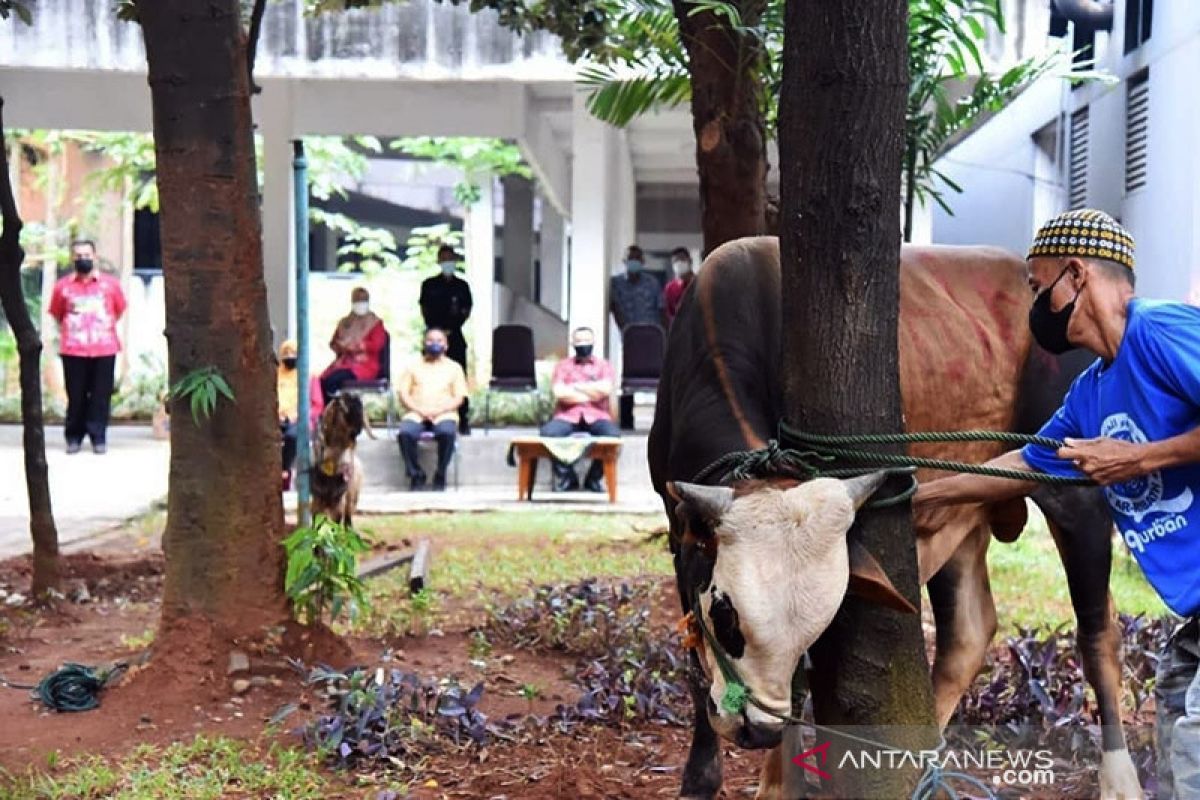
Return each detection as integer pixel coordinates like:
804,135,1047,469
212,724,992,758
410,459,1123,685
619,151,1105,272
792,738,1057,791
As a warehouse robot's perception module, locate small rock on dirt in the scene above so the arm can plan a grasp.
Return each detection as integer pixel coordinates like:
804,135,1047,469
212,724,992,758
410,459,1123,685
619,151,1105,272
250,676,268,687
231,679,251,694
227,650,250,675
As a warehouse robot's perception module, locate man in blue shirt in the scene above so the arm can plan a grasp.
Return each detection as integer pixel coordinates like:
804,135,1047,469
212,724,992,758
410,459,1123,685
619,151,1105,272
914,209,1200,799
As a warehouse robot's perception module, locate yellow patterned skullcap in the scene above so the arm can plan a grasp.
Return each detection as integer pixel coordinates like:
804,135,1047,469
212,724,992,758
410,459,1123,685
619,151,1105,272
1027,209,1135,270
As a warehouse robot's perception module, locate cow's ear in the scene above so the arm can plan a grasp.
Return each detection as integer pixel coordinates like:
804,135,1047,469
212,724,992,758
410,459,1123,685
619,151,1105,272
847,539,918,614
670,482,733,542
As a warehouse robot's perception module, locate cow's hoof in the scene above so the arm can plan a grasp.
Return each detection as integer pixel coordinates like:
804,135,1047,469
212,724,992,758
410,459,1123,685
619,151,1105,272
1099,748,1144,799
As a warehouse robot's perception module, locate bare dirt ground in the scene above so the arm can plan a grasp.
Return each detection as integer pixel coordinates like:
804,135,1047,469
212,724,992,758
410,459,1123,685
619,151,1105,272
0,534,767,799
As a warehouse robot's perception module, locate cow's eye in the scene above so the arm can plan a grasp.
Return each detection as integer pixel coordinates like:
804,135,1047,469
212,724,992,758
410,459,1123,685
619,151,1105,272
709,589,746,659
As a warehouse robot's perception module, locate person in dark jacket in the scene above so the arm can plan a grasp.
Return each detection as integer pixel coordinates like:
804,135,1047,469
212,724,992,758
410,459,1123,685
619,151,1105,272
419,245,474,435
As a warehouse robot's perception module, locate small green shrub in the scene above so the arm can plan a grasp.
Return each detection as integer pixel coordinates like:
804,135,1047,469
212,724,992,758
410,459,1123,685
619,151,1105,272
284,515,371,624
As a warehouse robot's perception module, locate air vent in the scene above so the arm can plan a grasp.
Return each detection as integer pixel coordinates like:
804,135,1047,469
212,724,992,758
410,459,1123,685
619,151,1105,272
1069,107,1089,209
1125,73,1149,193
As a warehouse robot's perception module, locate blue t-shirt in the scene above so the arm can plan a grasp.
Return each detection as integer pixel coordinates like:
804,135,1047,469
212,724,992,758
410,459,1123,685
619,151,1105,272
1022,299,1200,617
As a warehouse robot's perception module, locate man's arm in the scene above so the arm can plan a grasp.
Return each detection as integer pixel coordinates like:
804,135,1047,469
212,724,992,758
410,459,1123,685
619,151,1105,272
912,449,1040,509
1059,426,1200,485
396,371,428,419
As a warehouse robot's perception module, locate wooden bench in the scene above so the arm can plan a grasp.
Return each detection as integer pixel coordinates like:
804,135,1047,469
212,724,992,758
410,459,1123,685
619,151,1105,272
510,436,622,503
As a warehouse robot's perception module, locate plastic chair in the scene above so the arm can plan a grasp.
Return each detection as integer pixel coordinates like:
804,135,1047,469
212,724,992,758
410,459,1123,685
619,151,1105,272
620,323,665,431
483,324,540,435
339,329,397,437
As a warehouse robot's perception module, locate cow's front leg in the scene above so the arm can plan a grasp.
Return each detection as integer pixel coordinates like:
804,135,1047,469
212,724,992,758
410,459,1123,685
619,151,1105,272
681,648,724,799
1036,486,1143,800
927,526,997,727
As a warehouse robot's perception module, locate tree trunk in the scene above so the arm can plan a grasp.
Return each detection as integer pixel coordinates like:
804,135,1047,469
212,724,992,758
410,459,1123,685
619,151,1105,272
0,98,61,598
138,1,288,649
674,0,768,257
779,2,937,798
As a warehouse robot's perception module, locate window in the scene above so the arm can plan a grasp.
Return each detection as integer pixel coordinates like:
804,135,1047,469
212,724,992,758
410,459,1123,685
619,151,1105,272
1125,0,1153,54
1069,107,1089,209
1125,71,1150,193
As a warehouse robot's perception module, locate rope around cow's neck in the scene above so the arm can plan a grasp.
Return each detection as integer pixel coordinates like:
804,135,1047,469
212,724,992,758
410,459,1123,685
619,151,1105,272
691,422,1096,490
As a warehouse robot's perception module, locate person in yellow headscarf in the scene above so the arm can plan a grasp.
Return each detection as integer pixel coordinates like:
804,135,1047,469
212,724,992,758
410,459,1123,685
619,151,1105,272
278,339,325,490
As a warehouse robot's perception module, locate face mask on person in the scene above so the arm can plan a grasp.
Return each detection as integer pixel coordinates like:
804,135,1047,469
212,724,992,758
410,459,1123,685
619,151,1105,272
439,261,456,276
1028,264,1081,355
424,342,446,357
672,259,691,277
74,258,94,274
625,259,643,274
574,344,594,361
352,301,370,316
281,357,297,370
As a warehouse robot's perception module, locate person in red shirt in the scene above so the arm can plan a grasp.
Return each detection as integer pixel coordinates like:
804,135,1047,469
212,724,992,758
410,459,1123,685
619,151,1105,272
48,240,127,454
662,246,695,328
319,287,388,403
539,327,619,492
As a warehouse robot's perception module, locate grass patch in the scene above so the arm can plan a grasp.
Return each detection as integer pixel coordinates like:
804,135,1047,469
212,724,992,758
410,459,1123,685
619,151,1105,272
989,513,1168,630
350,511,671,637
2,736,348,800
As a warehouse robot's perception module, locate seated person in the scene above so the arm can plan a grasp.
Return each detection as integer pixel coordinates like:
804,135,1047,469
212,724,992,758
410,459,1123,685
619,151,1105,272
320,286,387,403
277,339,324,491
540,326,618,493
397,328,468,492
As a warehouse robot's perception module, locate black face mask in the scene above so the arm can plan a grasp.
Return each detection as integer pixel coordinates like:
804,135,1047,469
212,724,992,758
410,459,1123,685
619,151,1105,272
281,357,297,370
74,258,94,274
1028,265,1080,355
574,345,593,360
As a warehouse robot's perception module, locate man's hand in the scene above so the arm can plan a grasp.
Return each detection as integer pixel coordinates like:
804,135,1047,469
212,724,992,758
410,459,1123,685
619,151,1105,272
1057,437,1151,486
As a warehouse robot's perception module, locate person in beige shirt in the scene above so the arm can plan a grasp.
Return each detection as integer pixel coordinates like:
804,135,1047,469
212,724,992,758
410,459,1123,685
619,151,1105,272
397,328,468,491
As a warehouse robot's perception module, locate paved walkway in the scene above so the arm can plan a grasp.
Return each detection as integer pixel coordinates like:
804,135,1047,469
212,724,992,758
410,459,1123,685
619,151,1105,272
0,424,170,559
0,424,662,559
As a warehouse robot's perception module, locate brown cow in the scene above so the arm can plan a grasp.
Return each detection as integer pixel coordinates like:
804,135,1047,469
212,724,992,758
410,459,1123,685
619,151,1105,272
648,237,1139,799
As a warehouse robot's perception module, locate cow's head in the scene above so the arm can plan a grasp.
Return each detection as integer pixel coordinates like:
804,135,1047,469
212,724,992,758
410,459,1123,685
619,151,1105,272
670,472,915,750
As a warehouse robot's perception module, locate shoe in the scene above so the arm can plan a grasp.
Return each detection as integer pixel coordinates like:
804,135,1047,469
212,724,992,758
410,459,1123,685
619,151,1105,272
432,473,447,492
584,476,605,493
410,475,427,491
66,442,82,455
553,474,580,492
92,443,107,455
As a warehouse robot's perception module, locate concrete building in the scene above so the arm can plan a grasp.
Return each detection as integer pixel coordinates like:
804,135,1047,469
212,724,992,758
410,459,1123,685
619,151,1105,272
933,0,1199,303
0,0,712,383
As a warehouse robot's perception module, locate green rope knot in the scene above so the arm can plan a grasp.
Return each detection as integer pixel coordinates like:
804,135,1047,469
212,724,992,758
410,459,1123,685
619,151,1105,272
720,681,750,715
35,662,126,712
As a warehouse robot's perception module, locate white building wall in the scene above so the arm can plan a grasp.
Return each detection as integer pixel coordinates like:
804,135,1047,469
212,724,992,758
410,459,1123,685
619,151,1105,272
934,1,1200,303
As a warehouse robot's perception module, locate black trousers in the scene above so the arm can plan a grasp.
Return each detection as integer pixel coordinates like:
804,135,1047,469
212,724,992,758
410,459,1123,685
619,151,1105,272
398,419,457,479
61,354,116,445
281,421,297,472
446,329,470,432
539,417,619,481
320,369,357,405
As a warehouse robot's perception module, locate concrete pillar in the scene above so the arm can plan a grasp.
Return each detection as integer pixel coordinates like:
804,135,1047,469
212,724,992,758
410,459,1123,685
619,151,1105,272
569,93,613,355
464,175,495,385
539,194,566,318
258,86,295,345
501,174,535,302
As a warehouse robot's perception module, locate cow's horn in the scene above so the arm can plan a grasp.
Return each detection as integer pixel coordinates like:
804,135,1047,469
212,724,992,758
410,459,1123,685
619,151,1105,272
841,471,890,510
672,482,734,522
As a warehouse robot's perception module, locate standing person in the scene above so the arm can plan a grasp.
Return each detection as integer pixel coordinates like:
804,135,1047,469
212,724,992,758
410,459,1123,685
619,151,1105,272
419,245,473,435
396,328,467,491
277,339,324,492
319,287,387,404
608,244,662,429
539,327,619,493
49,240,127,454
662,246,696,328
911,210,1200,800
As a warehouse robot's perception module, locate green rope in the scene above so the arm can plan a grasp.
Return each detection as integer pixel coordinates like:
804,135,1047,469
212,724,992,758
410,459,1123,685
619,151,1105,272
34,662,126,712
692,424,1093,488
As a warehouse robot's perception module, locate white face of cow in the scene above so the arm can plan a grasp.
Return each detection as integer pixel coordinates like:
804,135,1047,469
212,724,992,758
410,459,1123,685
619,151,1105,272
673,473,889,750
